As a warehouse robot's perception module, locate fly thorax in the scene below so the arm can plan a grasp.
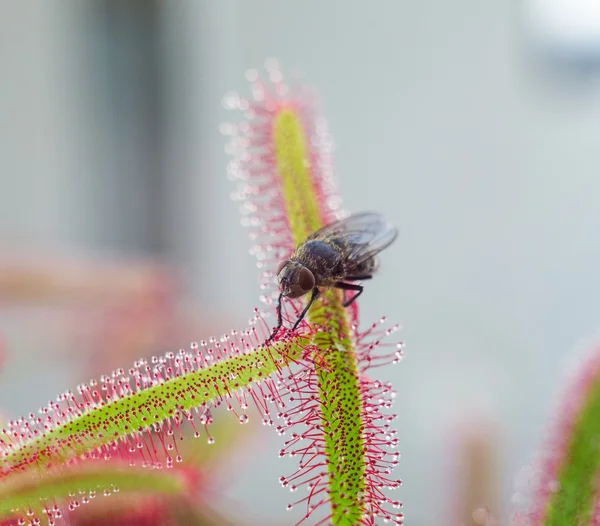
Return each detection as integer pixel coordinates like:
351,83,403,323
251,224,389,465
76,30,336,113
301,240,342,273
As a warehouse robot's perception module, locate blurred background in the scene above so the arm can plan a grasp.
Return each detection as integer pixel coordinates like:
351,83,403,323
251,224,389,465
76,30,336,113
2,1,600,524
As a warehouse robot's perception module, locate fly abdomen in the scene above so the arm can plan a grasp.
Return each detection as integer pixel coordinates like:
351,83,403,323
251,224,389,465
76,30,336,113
352,257,378,276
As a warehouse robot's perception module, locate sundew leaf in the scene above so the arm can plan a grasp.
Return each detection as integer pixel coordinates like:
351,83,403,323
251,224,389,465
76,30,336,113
224,63,403,525
274,108,368,524
0,333,311,523
0,460,189,523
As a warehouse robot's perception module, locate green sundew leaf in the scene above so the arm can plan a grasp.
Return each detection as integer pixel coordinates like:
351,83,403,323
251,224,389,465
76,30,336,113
273,108,323,242
2,337,309,477
0,461,186,520
311,300,365,525
543,376,600,525
273,108,367,524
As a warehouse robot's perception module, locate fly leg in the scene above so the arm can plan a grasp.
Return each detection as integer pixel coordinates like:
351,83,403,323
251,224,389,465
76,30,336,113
267,292,284,342
291,287,320,332
334,281,364,307
335,275,371,306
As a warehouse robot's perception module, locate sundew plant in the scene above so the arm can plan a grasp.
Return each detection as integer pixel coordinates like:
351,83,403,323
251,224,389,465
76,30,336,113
0,63,404,526
2,61,600,526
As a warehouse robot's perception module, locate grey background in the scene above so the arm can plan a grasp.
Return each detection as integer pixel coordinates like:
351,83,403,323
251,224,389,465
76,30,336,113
2,2,600,524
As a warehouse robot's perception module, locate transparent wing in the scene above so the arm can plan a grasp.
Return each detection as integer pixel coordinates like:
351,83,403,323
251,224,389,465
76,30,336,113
307,212,398,266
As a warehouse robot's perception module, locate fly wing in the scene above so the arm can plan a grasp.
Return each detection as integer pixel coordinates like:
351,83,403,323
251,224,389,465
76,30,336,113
307,212,398,266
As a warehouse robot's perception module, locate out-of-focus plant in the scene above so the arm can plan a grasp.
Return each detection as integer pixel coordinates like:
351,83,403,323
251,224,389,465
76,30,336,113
0,253,231,375
444,338,600,526
0,63,403,526
437,341,600,526
512,341,600,526
449,420,499,526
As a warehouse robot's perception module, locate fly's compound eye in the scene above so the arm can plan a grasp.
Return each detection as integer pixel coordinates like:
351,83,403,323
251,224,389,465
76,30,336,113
276,260,289,277
298,267,315,292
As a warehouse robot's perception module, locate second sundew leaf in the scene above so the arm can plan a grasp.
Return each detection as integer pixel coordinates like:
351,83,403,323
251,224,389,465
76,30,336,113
0,460,188,522
0,334,309,481
273,102,372,524
226,63,403,524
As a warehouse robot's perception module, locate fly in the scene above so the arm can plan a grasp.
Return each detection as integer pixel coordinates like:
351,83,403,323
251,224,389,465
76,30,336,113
269,211,398,340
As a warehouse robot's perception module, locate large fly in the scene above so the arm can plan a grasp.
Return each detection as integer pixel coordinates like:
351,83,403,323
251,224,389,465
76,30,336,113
269,211,398,340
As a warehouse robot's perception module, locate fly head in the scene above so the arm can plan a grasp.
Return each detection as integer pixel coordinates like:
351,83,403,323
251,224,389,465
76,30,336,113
276,259,315,299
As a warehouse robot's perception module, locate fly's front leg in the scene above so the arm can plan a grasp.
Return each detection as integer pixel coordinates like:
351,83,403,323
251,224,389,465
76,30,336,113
267,292,284,342
334,281,364,307
291,287,319,332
